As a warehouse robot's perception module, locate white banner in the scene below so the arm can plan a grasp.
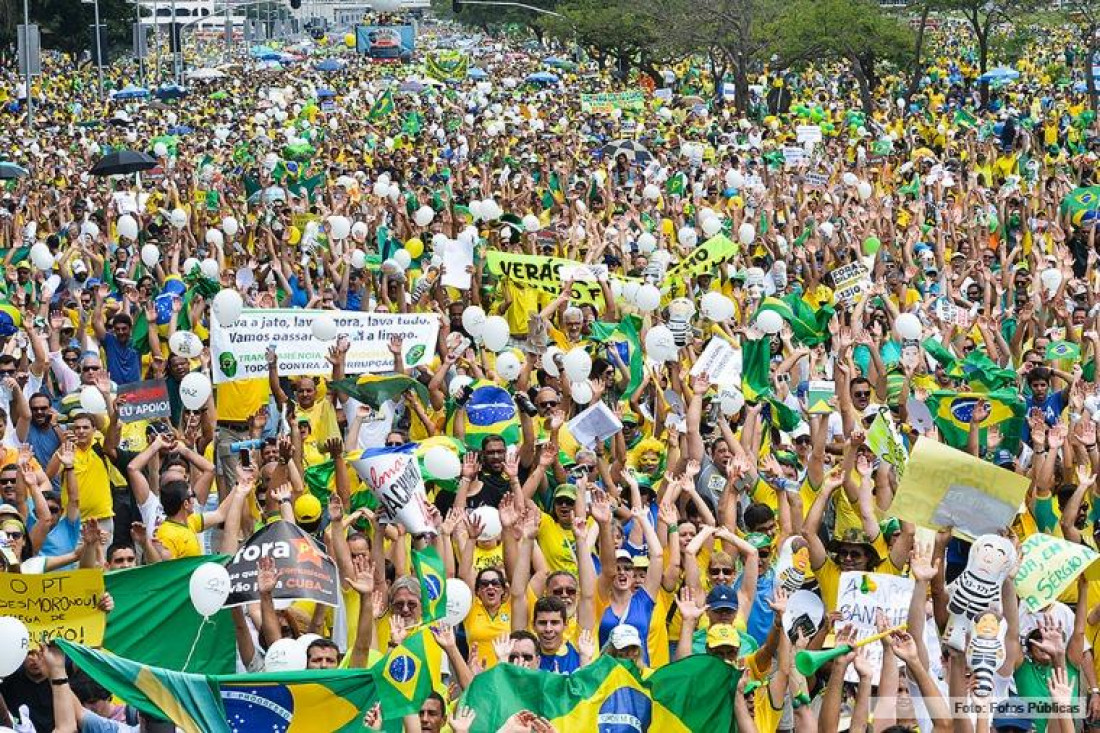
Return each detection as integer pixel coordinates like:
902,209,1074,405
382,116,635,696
690,338,742,385
210,308,439,384
837,571,914,684
348,444,433,536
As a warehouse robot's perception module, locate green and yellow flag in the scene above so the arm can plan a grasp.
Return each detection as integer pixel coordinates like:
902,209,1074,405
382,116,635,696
369,89,395,120
411,546,447,622
924,389,1025,452
755,294,834,347
742,337,800,431
329,374,429,409
373,627,435,712
588,315,645,396
461,655,737,732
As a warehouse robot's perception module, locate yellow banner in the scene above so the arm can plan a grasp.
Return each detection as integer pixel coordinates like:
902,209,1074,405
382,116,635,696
891,439,1030,540
485,250,607,306
0,569,106,646
1015,533,1100,613
667,234,739,280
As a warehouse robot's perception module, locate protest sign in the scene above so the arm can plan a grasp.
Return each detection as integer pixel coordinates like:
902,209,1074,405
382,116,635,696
580,91,645,114
690,338,742,385
806,380,835,413
567,402,623,448
210,309,439,384
783,147,806,168
1015,533,1100,613
892,439,1030,540
837,571,914,683
828,262,871,308
0,569,105,645
349,444,433,535
865,410,908,477
796,125,823,145
803,172,829,189
667,235,740,280
116,380,171,423
558,264,609,283
440,238,474,289
485,250,608,306
225,521,339,608
934,297,971,328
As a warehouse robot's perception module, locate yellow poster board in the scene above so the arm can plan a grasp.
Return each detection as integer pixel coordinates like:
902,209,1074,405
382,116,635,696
0,569,106,646
891,439,1030,540
1015,533,1100,613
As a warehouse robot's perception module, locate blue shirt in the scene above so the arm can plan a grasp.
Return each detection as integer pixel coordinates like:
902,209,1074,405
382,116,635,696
734,569,776,645
102,333,141,385
597,590,657,666
1023,390,1066,443
539,641,581,675
25,423,60,486
29,514,80,559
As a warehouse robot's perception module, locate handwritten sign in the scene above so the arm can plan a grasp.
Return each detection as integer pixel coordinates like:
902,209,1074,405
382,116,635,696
828,262,871,309
803,172,829,189
1015,533,1100,613
796,125,823,145
783,147,806,168
0,570,105,646
116,380,171,423
690,338,742,386
837,571,914,684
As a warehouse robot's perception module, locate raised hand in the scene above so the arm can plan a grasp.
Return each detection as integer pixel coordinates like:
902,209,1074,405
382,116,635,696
449,706,477,733
362,703,383,731
430,622,458,650
461,452,481,480
257,556,280,595
675,586,705,625
492,633,514,663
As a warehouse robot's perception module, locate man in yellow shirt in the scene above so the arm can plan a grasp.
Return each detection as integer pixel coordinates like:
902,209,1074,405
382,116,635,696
52,414,114,532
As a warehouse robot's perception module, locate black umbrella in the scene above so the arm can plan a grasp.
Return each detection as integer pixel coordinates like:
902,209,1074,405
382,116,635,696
0,162,29,180
90,150,158,176
601,139,653,166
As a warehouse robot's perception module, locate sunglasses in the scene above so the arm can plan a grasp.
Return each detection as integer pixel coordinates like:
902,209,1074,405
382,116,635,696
82,365,102,373
393,600,419,611
554,498,575,507
477,578,503,589
4,531,22,540
550,586,578,597
0,370,15,378
852,390,871,399
709,567,736,577
0,478,16,486
836,547,867,559
537,400,559,409
508,653,536,663
384,440,405,447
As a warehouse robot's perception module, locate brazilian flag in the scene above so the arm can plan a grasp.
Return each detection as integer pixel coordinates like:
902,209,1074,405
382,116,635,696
59,640,410,733
373,627,434,713
755,294,834,347
369,89,395,121
1046,339,1081,362
412,545,447,622
742,337,800,431
925,389,1025,452
588,315,645,396
330,374,429,409
461,654,737,732
921,340,1017,393
449,381,521,448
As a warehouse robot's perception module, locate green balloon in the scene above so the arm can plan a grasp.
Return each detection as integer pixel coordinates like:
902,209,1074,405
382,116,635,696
862,236,882,255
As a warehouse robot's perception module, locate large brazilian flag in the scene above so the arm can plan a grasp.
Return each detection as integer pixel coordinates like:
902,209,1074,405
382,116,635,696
925,389,1025,452
461,655,738,732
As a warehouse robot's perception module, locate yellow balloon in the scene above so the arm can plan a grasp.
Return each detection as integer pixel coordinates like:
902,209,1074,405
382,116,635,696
344,34,356,48
405,237,424,258
289,226,301,245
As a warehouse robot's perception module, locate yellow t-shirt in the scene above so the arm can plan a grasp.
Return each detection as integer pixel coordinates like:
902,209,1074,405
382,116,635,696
215,378,270,422
155,514,204,558
537,512,582,575
71,444,113,520
301,397,341,448
746,652,784,733
473,544,505,574
463,597,514,669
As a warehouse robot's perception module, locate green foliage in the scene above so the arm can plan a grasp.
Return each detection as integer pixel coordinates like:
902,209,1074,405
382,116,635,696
0,0,140,56
547,0,660,69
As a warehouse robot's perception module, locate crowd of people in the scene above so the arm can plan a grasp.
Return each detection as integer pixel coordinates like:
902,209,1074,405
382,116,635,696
0,8,1095,733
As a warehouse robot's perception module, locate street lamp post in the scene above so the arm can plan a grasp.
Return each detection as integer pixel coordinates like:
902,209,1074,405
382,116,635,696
22,0,32,130
93,0,105,98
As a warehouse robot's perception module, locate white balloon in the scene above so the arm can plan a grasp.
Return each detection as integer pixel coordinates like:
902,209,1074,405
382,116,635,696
222,216,240,237
200,258,220,280
328,216,351,241
169,208,188,230
117,215,139,241
542,346,563,377
154,142,168,158
700,292,735,321
444,578,473,625
179,372,212,410
414,206,435,227
522,214,541,232
141,244,160,268
462,306,487,338
183,257,200,276
311,314,338,342
296,633,323,653
755,310,784,334
818,221,835,240
469,200,485,221
894,313,922,341
212,289,244,327
351,222,369,242
562,348,592,382
678,227,698,247
169,330,203,359
643,184,660,201
205,229,225,248
857,181,872,201
81,220,100,239
29,243,54,271
0,617,29,677
481,316,511,352
79,386,107,416
265,638,307,672
495,351,522,381
634,284,662,312
701,216,722,237
644,325,677,362
424,446,462,481
637,232,657,254
570,380,593,404
720,388,745,417
842,172,859,187
42,274,61,299
1040,267,1062,293
738,222,756,246
350,249,367,269
726,169,745,189
393,249,412,271
188,562,230,617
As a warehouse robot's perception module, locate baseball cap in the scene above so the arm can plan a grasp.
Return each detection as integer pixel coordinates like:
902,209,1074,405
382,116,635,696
745,532,772,551
294,495,322,525
862,403,885,418
706,623,741,649
631,555,650,570
705,585,739,611
553,484,577,502
0,505,21,521
789,423,810,440
608,625,642,650
990,448,1016,467
615,549,633,563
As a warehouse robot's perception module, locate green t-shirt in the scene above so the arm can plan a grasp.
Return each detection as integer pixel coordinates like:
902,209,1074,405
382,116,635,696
1013,660,1079,733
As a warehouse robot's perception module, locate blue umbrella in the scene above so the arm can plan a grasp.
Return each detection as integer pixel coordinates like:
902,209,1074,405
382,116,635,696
259,52,282,62
166,125,193,135
113,85,149,100
979,67,1020,83
315,59,345,72
468,67,488,80
316,88,337,99
250,45,275,57
525,71,559,84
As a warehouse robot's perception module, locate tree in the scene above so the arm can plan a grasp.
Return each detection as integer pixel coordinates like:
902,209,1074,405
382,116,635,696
546,0,663,79
1065,0,1100,112
938,0,1031,106
0,0,137,57
772,0,914,114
